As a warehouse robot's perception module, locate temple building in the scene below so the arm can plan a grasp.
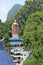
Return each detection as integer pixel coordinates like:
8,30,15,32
9,20,23,47
9,20,31,64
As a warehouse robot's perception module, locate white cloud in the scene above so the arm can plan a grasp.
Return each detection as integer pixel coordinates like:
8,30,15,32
0,4,9,22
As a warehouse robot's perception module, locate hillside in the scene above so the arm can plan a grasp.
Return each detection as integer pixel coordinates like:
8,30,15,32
23,11,43,65
7,4,22,20
0,0,43,65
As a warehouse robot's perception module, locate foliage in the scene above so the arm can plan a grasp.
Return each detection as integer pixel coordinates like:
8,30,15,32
23,11,43,65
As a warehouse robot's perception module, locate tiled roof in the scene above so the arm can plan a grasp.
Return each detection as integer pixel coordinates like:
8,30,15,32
9,37,21,41
0,40,15,65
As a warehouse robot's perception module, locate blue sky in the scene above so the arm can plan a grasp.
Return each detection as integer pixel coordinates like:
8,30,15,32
0,0,25,22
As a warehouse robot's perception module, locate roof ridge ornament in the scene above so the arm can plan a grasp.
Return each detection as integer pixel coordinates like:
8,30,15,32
0,37,4,41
